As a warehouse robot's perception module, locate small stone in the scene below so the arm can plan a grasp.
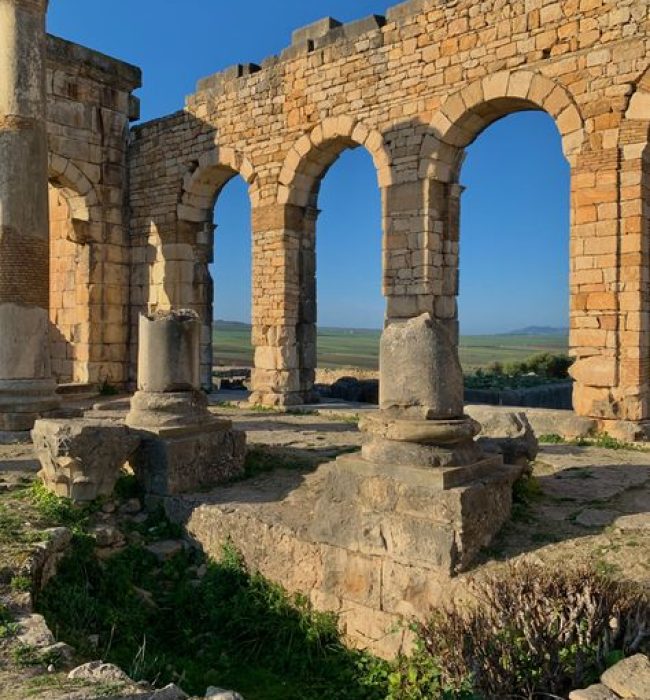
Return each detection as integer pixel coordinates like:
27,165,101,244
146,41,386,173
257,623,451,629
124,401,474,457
120,497,142,515
601,654,650,698
102,501,117,513
569,684,618,700
206,688,244,700
145,539,185,561
196,564,207,579
68,660,132,684
90,524,124,548
150,683,188,699
613,513,650,532
41,641,75,665
47,664,55,673
575,509,619,528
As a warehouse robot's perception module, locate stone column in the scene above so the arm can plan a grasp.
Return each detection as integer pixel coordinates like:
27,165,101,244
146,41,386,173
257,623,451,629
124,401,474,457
126,310,245,495
0,0,59,431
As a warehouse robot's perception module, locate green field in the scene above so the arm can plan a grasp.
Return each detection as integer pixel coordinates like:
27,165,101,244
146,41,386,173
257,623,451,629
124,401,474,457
213,322,568,372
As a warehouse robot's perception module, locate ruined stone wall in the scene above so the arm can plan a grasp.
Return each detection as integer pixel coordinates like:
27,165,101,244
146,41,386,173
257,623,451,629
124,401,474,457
46,35,141,387
128,0,650,424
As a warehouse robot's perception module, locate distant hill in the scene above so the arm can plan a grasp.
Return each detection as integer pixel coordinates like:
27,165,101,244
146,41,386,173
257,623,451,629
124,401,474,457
214,320,251,331
502,326,569,336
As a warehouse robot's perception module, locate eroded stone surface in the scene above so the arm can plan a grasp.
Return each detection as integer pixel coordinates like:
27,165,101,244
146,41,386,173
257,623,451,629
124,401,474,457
32,418,141,501
600,654,650,698
379,314,464,420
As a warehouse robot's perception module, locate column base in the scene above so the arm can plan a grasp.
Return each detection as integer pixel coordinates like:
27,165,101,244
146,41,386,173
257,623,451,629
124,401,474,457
0,378,60,431
248,390,306,408
126,389,246,495
310,452,521,575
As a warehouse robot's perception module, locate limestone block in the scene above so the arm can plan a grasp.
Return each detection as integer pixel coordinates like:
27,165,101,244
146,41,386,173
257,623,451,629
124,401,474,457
569,685,618,700
130,422,246,496
570,355,617,388
472,409,539,465
32,418,141,502
600,654,650,698
626,91,650,120
380,313,464,419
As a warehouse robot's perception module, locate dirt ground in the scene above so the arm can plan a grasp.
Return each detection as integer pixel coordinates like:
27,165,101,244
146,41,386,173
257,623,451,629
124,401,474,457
0,403,648,698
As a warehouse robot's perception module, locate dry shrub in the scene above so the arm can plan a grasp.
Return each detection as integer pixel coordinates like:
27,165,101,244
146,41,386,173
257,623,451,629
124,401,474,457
404,562,649,699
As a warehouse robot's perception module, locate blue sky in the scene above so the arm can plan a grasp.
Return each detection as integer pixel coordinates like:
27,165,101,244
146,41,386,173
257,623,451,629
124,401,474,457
47,2,570,334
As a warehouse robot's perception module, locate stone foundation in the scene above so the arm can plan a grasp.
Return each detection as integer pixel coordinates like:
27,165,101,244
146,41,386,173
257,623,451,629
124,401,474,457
163,452,521,657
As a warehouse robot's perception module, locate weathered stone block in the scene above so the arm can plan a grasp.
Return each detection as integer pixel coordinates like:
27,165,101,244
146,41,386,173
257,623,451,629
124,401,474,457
310,455,520,574
130,422,246,496
32,418,140,502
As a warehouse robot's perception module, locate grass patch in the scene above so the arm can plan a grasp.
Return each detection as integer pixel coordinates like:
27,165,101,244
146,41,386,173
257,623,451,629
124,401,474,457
510,474,543,523
243,447,312,478
38,539,390,699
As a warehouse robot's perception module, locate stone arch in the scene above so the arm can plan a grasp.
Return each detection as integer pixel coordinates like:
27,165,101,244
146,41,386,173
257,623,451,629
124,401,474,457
47,153,98,225
177,146,259,224
171,147,260,388
421,71,585,182
277,116,392,207
625,63,650,121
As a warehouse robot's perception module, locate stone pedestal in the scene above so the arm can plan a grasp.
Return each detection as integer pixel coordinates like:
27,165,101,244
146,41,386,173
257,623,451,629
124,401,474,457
0,0,60,430
126,311,245,494
312,313,522,573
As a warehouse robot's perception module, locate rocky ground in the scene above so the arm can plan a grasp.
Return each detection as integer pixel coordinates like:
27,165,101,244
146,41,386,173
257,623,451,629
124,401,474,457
0,399,648,698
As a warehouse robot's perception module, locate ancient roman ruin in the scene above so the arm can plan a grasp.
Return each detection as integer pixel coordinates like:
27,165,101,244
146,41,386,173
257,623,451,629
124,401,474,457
1,0,649,674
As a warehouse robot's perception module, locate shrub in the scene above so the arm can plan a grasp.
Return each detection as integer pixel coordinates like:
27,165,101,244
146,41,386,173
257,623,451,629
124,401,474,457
400,563,649,699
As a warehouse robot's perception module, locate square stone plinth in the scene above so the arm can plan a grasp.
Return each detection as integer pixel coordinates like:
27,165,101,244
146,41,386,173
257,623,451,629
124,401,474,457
130,419,246,496
309,453,522,574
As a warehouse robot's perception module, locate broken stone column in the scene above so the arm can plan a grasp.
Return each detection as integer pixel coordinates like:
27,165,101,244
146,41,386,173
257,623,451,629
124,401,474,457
311,313,522,574
0,0,60,431
126,310,245,495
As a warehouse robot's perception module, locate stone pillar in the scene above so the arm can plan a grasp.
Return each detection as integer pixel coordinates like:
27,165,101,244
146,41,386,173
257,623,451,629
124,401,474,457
249,203,303,406
0,0,60,431
126,311,245,495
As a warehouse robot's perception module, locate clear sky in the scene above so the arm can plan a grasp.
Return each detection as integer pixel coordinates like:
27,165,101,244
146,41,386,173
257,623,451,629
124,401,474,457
47,1,570,335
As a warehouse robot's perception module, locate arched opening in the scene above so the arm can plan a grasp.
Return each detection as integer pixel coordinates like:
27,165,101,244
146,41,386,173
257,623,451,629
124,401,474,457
316,149,383,383
177,152,256,389
48,182,92,385
458,110,570,374
211,175,253,380
278,120,388,403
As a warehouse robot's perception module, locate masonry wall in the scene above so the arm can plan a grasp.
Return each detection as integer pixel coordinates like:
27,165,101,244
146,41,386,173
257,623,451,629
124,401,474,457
45,35,141,387
128,0,650,424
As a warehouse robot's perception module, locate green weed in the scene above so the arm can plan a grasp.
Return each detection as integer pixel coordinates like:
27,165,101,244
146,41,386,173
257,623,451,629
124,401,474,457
38,535,390,699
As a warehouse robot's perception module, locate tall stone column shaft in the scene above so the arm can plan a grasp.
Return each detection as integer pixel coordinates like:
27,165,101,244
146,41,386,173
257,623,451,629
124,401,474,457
0,0,59,430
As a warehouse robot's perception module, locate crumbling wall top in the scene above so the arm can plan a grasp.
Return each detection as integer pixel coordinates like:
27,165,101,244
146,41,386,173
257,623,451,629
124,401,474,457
46,34,142,92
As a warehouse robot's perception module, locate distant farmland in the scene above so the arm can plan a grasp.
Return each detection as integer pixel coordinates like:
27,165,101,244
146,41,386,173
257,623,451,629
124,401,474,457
213,322,568,372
